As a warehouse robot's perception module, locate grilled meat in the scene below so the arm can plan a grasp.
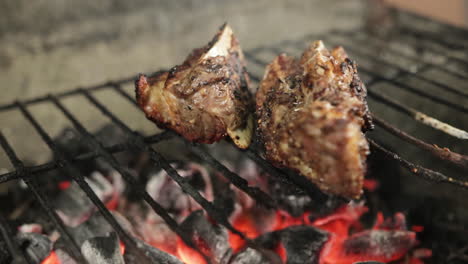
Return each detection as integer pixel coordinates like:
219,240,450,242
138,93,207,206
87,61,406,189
256,40,371,199
136,24,253,148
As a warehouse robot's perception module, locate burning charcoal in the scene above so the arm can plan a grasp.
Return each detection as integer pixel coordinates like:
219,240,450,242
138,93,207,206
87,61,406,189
342,230,417,263
146,163,213,221
179,210,232,264
63,211,135,247
353,262,384,264
55,126,133,175
136,212,178,254
267,173,314,217
93,124,140,172
54,171,123,227
229,247,282,264
54,128,90,167
229,207,277,252
124,237,183,264
81,232,124,264
16,232,52,263
255,225,329,264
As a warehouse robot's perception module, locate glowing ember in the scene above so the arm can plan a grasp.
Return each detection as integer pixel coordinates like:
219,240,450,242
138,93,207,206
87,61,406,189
363,179,379,191
41,251,60,264
105,193,119,210
411,225,424,232
275,242,287,263
119,241,126,255
37,200,428,264
36,163,429,264
58,181,71,190
177,238,207,264
229,209,262,251
226,202,427,264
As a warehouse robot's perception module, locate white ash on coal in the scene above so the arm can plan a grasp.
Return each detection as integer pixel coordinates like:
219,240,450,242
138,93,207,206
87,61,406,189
16,232,53,263
123,238,183,264
81,232,124,264
18,223,43,234
63,211,134,247
179,210,232,264
146,163,213,221
343,230,417,261
53,170,125,227
54,249,78,264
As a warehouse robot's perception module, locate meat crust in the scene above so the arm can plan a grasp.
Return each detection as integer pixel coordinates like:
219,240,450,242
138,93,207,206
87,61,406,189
256,41,371,199
136,24,254,148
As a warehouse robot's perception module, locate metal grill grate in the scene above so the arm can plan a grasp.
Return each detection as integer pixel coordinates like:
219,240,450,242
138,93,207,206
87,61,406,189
0,10,467,264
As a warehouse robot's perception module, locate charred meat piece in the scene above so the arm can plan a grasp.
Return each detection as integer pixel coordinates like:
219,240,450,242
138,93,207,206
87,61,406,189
256,41,371,199
136,24,254,148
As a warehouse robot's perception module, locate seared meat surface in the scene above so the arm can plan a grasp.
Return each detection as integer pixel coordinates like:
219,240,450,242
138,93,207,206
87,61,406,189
256,41,371,199
136,24,253,148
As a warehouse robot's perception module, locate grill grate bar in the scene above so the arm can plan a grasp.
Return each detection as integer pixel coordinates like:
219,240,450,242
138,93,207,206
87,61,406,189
366,82,468,139
372,114,468,169
0,42,296,112
14,102,153,263
0,131,174,184
323,34,468,99
0,77,133,112
396,27,468,68
112,83,278,209
80,88,252,242
0,213,29,264
356,66,468,112
369,139,468,189
0,132,85,263
48,95,211,263
399,26,468,54
185,142,277,209
338,30,468,81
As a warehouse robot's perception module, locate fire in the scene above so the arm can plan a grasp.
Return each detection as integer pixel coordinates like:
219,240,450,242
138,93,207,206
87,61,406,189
39,169,429,264
38,201,429,264
224,203,429,264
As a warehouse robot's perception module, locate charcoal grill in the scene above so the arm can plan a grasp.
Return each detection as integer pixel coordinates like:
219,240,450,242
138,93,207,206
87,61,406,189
0,9,467,264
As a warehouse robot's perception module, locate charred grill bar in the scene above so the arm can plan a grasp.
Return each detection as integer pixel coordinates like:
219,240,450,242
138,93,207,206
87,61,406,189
0,10,467,264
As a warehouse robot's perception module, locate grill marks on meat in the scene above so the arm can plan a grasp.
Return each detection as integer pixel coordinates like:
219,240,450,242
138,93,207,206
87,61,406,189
256,41,371,199
136,24,254,148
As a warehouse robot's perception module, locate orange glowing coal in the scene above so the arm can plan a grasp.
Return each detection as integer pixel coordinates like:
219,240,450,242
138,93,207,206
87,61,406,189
41,179,429,264
229,210,262,252
119,241,126,255
225,203,428,264
41,203,428,264
177,238,207,264
41,251,60,264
